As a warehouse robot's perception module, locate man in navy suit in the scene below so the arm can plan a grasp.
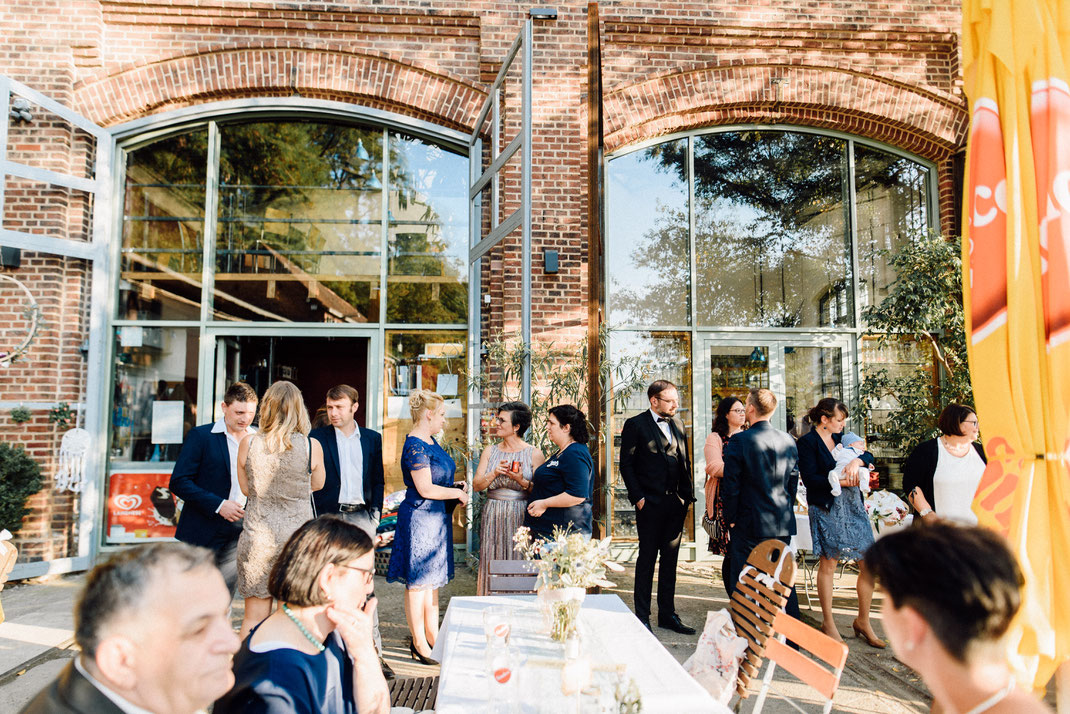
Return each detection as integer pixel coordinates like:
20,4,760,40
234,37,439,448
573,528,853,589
721,387,801,617
619,380,697,634
309,384,390,677
169,382,257,596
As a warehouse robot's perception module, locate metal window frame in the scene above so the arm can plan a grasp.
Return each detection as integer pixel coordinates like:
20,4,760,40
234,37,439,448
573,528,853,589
603,124,939,548
0,76,114,579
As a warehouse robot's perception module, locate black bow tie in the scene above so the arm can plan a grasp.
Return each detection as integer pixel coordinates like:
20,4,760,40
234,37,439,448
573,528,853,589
657,417,670,424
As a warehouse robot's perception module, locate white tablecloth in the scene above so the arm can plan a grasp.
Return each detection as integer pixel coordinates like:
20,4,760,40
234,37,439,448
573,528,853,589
431,594,728,714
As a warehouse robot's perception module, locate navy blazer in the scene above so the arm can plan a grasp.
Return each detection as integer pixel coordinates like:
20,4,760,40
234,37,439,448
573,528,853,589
309,426,385,516
618,410,696,507
797,429,876,512
721,421,799,539
169,423,241,549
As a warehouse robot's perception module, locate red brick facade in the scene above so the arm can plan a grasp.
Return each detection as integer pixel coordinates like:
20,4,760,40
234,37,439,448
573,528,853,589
0,0,966,565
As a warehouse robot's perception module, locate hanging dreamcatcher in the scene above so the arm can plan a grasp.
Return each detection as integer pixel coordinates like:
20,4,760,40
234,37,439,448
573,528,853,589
0,273,42,368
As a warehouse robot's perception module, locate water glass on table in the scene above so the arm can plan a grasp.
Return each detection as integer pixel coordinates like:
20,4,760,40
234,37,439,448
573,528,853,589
485,642,521,713
483,605,513,646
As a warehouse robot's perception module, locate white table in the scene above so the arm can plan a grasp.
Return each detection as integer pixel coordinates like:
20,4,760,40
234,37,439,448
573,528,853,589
431,594,728,714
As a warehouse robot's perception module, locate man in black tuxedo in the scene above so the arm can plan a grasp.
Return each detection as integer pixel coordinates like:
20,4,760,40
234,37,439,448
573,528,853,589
619,380,697,634
309,383,390,678
721,387,801,617
169,382,257,595
20,543,239,714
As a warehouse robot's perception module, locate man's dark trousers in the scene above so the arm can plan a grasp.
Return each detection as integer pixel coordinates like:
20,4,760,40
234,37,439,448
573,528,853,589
634,496,686,623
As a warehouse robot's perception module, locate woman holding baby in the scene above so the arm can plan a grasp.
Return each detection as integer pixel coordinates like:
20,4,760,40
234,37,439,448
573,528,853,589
797,397,885,647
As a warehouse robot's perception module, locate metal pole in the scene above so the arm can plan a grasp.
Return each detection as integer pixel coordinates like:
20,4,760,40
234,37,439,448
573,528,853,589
521,19,533,403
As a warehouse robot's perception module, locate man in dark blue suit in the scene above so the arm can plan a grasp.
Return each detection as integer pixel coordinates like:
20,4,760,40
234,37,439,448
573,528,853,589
721,387,801,617
169,382,258,596
309,383,390,677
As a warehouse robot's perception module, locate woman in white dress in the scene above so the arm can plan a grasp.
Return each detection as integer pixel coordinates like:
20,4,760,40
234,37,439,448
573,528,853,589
902,404,986,523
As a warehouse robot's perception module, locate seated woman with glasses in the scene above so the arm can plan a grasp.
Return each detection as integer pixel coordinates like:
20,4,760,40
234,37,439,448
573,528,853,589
902,404,987,525
215,515,389,714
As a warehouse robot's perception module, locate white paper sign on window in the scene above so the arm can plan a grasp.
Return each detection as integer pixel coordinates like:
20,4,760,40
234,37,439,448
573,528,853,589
151,401,185,444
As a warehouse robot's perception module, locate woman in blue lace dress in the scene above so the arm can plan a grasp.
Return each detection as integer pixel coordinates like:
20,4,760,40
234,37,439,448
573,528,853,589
385,389,468,665
798,397,884,649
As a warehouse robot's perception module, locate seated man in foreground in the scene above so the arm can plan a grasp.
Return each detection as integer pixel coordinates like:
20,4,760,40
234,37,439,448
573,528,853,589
21,542,240,714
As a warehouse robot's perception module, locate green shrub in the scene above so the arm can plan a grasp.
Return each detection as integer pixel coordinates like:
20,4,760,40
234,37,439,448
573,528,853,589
0,442,43,535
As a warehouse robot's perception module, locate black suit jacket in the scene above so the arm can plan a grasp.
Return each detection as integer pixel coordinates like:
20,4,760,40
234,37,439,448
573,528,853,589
721,421,799,539
309,425,385,515
618,411,696,507
902,437,987,513
797,430,876,511
169,423,242,548
20,660,124,714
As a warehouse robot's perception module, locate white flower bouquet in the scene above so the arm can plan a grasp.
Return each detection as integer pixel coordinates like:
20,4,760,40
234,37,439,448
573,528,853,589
513,526,623,642
513,526,623,591
864,489,910,530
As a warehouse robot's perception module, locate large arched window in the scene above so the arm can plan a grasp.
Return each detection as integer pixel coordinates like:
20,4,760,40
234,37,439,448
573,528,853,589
604,128,934,539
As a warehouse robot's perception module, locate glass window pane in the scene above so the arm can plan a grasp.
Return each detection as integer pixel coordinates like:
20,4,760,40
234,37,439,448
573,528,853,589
694,131,854,327
608,331,693,539
855,144,931,309
383,330,467,543
387,132,468,324
606,139,690,326
708,345,770,409
121,131,207,320
111,326,199,463
783,345,843,439
216,122,384,322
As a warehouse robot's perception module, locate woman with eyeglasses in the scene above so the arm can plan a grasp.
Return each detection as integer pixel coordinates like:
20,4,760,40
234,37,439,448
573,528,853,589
703,397,746,589
472,402,545,595
902,404,986,524
215,515,390,714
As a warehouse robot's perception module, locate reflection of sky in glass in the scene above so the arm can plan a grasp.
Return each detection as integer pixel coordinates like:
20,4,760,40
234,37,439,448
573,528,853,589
606,141,689,326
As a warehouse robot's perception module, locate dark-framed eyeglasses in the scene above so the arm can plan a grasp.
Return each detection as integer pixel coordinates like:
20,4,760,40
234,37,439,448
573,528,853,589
337,564,375,582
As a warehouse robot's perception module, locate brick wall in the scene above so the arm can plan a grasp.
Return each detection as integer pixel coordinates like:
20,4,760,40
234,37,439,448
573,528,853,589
1,0,965,562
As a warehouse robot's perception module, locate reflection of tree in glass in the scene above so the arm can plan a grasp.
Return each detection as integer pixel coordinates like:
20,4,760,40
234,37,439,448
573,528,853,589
217,122,388,274
387,134,466,324
643,131,852,327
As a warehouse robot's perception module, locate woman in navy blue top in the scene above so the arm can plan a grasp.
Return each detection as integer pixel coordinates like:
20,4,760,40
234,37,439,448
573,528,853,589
214,515,389,714
385,389,468,664
525,404,594,539
797,397,884,649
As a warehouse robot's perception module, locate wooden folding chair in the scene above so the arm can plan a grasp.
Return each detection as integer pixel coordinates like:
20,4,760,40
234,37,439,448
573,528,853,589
486,559,538,595
750,611,849,714
728,539,796,699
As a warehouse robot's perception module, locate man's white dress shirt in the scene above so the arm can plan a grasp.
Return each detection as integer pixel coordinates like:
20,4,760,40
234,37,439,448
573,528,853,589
211,419,255,511
335,425,365,506
649,409,673,445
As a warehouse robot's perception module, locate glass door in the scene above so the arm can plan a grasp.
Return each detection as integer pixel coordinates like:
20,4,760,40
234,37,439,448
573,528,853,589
204,328,380,429
699,336,853,443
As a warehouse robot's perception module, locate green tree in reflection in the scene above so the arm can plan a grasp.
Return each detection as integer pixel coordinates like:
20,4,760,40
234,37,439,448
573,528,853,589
633,131,852,327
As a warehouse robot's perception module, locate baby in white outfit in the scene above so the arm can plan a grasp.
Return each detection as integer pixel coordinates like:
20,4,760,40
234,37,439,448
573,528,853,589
828,431,869,497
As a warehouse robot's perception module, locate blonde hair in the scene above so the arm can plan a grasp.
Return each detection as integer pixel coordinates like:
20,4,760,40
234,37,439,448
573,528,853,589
409,389,444,423
258,380,311,453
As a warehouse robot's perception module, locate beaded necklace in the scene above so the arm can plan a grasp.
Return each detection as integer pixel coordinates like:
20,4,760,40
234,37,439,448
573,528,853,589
281,603,326,653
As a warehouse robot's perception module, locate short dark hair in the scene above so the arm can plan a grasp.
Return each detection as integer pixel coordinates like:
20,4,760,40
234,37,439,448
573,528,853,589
548,404,589,444
326,384,360,404
76,543,215,658
747,388,778,417
647,380,677,401
864,522,1023,663
268,515,374,607
223,381,257,405
937,403,976,437
498,401,532,438
806,396,847,425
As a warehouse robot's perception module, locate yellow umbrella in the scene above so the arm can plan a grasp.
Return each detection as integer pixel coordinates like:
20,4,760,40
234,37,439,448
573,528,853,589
962,0,1070,693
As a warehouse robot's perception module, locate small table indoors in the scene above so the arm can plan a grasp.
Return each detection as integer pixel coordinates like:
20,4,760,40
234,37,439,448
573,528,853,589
430,593,727,713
